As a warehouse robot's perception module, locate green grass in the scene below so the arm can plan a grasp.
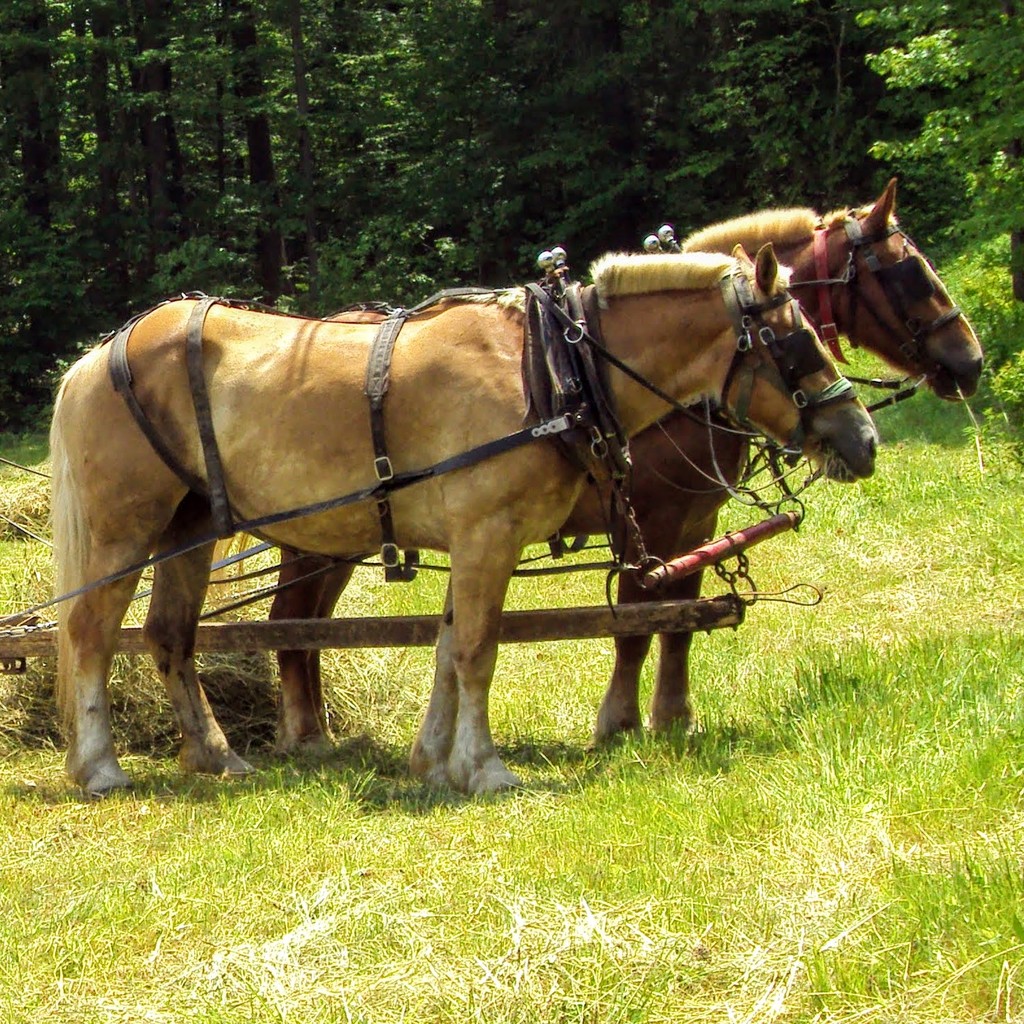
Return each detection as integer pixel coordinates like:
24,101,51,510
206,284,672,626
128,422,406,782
1,369,1022,1023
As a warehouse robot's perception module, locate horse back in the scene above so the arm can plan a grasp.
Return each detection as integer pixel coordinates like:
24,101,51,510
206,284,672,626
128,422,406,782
68,296,578,555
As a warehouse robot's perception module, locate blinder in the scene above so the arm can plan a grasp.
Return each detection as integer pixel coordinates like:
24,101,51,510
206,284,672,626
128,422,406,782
842,216,962,360
720,264,854,445
875,255,935,305
769,326,828,384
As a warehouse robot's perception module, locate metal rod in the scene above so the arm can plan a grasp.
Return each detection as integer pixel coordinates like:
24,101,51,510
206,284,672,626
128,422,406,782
641,512,801,589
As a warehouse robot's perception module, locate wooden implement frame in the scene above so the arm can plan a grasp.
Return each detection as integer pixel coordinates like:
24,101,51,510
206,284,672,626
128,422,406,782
0,595,743,667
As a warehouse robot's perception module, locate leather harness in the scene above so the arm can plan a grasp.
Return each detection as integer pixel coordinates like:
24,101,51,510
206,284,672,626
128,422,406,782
104,289,620,579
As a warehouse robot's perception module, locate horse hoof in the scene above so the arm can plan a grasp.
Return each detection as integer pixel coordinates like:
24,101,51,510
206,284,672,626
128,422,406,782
591,717,642,746
179,745,253,778
219,753,254,778
274,732,334,756
409,748,449,788
80,763,133,798
463,761,522,795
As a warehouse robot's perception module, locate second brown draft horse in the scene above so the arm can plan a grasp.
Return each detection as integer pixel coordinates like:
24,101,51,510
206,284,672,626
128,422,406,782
266,180,981,754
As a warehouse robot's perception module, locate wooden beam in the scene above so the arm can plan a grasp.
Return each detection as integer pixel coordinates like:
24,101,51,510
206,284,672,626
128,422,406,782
0,596,743,660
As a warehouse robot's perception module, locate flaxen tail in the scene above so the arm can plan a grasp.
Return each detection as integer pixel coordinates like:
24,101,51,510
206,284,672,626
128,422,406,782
49,363,92,734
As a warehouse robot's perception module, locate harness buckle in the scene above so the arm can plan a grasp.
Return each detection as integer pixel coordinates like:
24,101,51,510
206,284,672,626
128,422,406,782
737,330,753,352
792,389,809,409
564,320,585,344
381,542,401,568
374,455,394,481
758,326,776,346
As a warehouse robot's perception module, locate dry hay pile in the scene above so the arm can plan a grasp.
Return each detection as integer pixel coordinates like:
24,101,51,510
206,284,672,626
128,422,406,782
0,505,385,761
0,470,50,542
0,507,287,756
0,649,283,757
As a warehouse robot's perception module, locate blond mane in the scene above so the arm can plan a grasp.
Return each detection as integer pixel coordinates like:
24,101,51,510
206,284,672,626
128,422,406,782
589,251,735,301
683,201,898,254
682,209,819,254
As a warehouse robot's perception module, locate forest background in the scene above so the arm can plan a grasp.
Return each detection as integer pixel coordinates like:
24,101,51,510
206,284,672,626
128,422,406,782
1,0,1022,431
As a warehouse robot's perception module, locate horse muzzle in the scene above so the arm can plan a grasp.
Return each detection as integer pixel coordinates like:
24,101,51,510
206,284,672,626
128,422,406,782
808,402,879,481
928,352,983,400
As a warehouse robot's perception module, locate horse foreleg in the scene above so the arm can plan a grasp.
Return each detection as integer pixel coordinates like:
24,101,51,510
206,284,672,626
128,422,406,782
647,569,705,733
273,552,353,752
409,583,458,787
144,542,252,779
61,567,143,796
444,542,522,795
592,527,709,743
592,562,658,743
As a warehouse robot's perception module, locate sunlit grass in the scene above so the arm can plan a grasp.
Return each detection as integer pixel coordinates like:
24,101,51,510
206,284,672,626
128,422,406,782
1,368,1023,1022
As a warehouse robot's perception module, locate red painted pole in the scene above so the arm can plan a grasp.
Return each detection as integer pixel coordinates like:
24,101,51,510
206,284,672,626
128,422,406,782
641,511,801,589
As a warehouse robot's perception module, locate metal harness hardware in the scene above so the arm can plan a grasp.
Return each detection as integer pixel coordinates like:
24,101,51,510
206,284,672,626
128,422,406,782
526,248,655,576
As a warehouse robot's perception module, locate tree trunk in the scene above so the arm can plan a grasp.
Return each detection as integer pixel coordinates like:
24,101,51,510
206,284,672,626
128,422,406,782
132,0,188,274
229,0,283,302
83,0,130,307
289,0,318,305
1,0,61,231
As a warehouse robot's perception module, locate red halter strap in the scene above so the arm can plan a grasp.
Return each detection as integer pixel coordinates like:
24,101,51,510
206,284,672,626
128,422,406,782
813,227,847,364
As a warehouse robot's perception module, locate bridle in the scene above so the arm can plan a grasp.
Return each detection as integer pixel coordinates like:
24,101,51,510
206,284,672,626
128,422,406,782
805,215,965,370
718,262,855,449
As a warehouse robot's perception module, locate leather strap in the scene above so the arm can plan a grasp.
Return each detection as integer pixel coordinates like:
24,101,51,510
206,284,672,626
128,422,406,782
813,227,846,363
108,318,207,495
186,297,235,538
364,310,418,581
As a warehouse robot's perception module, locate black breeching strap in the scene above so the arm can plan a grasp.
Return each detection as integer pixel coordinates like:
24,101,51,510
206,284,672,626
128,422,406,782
186,297,235,538
109,318,207,496
109,296,237,539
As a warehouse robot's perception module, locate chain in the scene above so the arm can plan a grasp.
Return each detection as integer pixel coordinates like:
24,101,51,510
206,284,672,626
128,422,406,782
713,550,758,602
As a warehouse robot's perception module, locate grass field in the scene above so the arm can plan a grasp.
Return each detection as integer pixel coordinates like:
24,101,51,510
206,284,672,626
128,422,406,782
0,364,1022,1023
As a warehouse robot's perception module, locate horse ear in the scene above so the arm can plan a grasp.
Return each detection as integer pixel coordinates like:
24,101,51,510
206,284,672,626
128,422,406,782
732,243,751,263
754,243,779,292
863,177,898,234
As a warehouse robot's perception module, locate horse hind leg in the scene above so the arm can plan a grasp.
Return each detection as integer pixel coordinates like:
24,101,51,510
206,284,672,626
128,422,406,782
59,558,146,795
273,552,353,753
143,499,252,779
52,423,155,794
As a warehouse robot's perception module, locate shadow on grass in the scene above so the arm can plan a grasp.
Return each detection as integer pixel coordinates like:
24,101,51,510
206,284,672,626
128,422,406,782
2,731,611,813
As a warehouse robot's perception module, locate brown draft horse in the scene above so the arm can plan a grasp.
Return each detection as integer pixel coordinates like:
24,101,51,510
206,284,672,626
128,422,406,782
50,245,877,795
265,179,983,753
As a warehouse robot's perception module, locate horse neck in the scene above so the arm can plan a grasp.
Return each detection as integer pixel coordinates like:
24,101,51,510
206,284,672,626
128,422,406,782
597,291,733,437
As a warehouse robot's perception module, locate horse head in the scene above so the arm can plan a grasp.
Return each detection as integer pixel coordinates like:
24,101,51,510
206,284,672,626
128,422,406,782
819,179,984,399
724,244,878,481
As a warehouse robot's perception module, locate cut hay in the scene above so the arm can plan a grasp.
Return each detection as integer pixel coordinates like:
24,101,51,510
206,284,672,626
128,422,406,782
0,471,50,543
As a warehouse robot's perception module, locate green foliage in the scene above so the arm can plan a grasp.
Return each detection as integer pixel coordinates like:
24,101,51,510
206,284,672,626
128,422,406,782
149,236,254,300
941,235,1024,371
860,2,1024,248
0,0,1019,417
